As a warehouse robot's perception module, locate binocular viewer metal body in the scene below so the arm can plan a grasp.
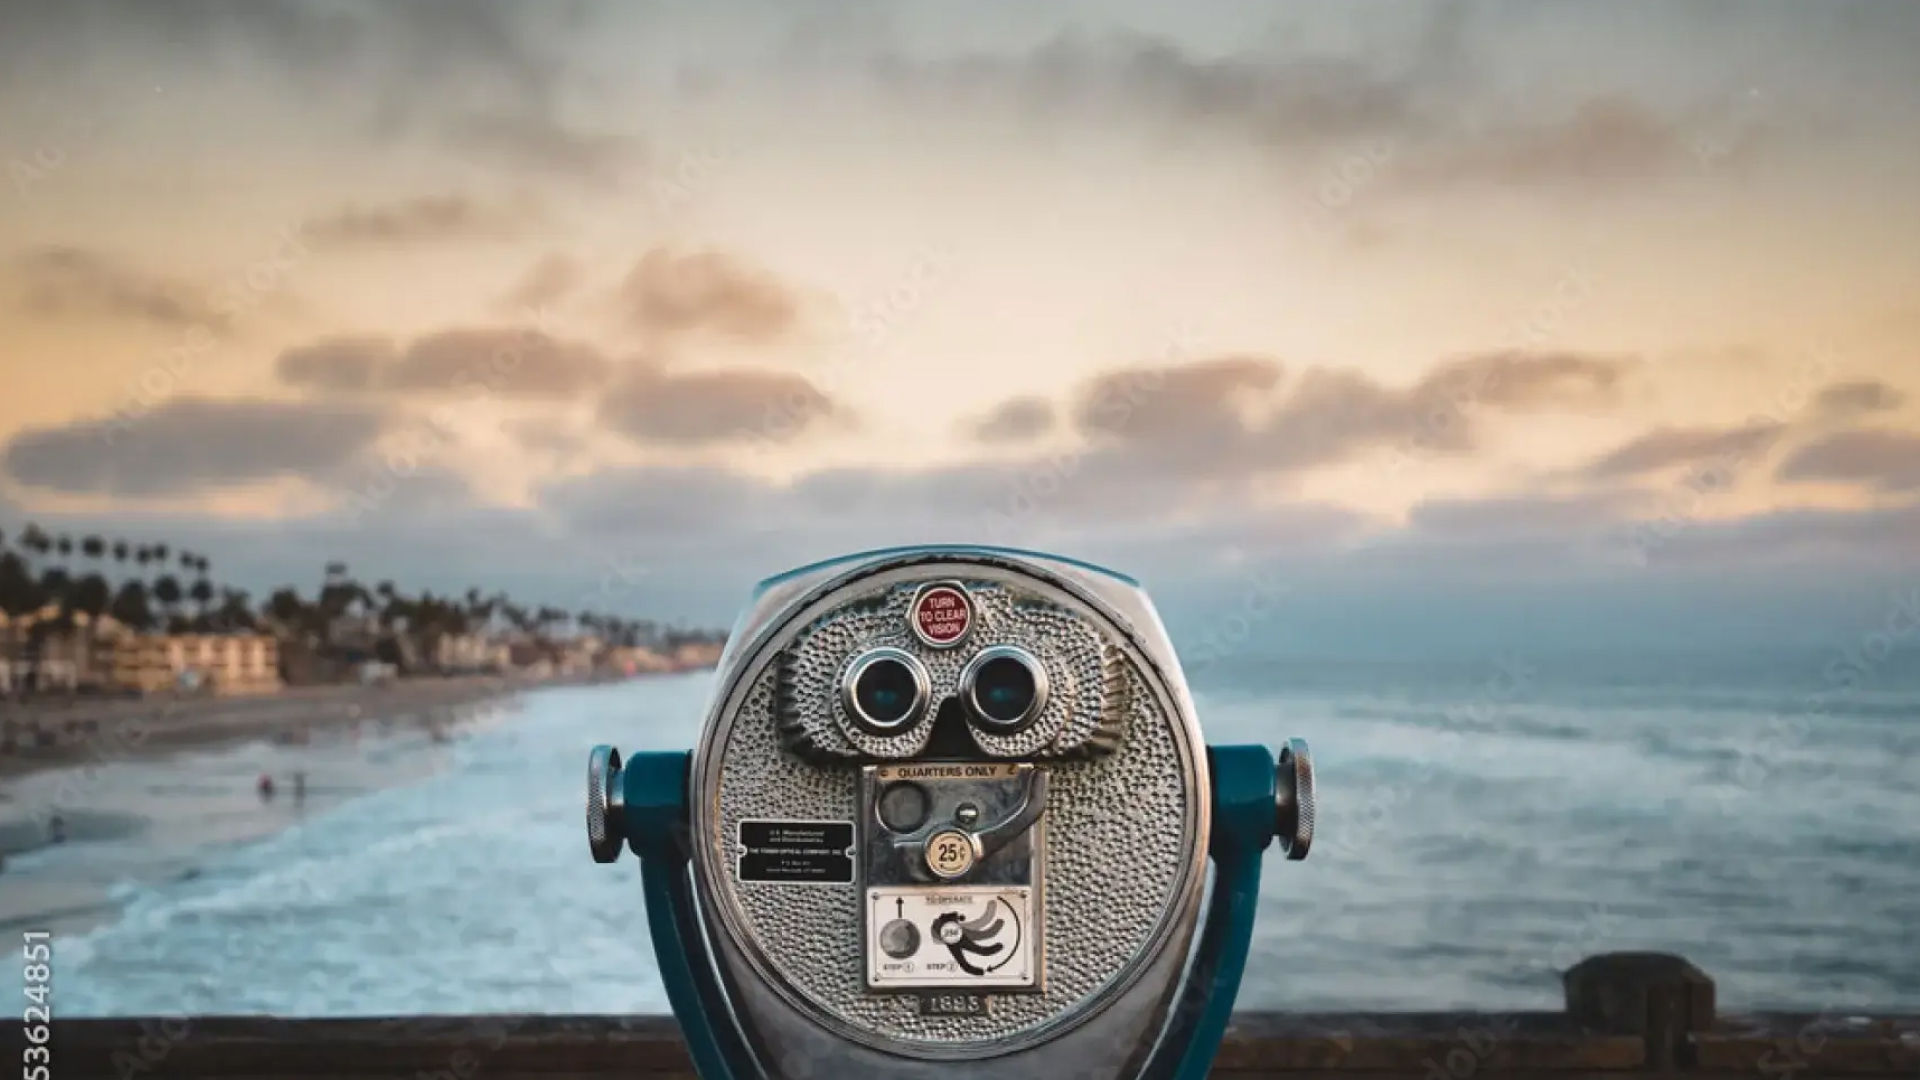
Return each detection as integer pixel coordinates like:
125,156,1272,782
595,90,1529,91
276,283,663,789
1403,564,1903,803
587,545,1315,1080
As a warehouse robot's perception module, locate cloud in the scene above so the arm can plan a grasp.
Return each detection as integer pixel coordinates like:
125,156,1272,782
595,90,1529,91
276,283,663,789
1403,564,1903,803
617,248,803,342
8,247,225,331
0,1,628,183
8,452,1912,646
597,366,841,447
2,397,389,497
1397,96,1755,187
966,397,1055,443
1405,490,1653,542
846,11,1471,150
536,459,1375,574
1076,356,1283,446
304,194,536,246
1814,380,1906,419
496,253,583,313
509,419,592,459
387,328,609,399
276,336,395,393
1775,429,1920,493
828,12,1765,190
275,328,610,399
1069,349,1632,481
1628,500,1920,570
1581,422,1788,480
443,110,638,185
1419,349,1631,410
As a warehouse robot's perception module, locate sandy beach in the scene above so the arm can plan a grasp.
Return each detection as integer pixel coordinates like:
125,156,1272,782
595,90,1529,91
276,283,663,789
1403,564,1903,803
0,673,601,867
0,675,536,780
0,672,608,940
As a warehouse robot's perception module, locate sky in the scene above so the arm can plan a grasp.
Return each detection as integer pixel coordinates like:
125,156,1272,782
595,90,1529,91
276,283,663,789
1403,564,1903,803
0,0,1916,650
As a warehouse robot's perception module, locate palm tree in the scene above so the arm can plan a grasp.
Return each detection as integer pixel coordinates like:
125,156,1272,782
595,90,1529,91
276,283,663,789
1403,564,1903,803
265,588,308,633
108,580,155,631
81,535,105,560
215,588,255,631
69,573,111,619
152,574,184,630
188,578,215,627
0,552,43,618
152,543,170,564
55,534,73,558
379,591,412,632
20,524,52,557
112,540,130,564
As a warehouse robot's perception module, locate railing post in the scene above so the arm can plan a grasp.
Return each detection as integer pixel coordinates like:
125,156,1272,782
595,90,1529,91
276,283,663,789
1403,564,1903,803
1565,952,1717,1071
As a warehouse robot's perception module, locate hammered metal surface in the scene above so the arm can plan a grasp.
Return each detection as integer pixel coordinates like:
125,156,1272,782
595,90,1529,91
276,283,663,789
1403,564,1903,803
715,579,1194,1046
774,582,1126,761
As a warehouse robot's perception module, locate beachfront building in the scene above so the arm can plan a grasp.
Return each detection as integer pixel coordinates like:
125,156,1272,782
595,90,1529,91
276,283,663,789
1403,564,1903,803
109,632,283,696
556,635,602,677
671,639,725,670
433,633,509,675
604,645,677,675
0,608,122,693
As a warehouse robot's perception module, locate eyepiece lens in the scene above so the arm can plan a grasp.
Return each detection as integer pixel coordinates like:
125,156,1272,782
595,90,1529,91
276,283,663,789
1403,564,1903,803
854,656,920,728
972,654,1038,727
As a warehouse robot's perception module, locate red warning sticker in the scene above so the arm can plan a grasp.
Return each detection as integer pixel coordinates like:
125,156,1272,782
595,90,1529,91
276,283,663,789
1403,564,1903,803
911,584,972,647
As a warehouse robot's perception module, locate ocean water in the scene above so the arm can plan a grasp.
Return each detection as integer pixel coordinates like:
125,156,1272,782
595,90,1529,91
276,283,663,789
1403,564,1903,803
15,650,1920,1018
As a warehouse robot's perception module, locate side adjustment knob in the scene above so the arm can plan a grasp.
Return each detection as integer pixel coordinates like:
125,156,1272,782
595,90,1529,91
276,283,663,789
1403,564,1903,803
1274,737,1314,861
587,745,627,864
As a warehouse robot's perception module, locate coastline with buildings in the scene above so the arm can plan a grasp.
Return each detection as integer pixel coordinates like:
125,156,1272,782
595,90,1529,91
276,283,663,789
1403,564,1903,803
0,522,725,873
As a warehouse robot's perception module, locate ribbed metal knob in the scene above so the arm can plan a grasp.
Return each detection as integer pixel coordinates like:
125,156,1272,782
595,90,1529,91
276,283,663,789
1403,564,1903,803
586,745,627,864
1274,737,1314,861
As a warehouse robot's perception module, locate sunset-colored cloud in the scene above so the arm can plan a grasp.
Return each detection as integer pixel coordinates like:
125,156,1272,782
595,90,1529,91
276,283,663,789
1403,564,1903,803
3,398,390,498
275,328,611,400
617,249,805,343
1776,429,1920,494
305,194,539,247
598,366,842,447
6,248,227,332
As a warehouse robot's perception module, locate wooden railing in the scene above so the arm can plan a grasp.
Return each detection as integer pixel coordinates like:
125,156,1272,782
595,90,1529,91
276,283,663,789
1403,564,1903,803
14,954,1918,1078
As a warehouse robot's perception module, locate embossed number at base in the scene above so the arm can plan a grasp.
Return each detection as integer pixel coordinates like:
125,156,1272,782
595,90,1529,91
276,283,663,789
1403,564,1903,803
738,820,855,884
919,992,990,1017
867,887,1037,990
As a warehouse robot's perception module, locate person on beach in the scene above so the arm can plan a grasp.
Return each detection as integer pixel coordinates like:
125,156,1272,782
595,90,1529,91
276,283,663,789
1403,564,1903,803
293,771,306,803
46,812,65,845
257,773,275,800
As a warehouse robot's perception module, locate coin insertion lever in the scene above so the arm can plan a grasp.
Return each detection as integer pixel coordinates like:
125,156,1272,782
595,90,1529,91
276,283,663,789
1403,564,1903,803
895,767,1048,882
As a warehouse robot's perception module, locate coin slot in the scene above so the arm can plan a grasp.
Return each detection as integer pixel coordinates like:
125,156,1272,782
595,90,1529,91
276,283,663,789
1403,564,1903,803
877,781,932,834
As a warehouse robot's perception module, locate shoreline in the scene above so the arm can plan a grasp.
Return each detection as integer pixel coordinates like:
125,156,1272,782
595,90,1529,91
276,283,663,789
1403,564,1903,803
0,671,641,783
0,670,676,861
0,668,707,939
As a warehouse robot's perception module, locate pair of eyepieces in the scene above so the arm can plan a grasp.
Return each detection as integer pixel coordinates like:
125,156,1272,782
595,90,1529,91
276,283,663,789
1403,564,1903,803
841,645,1049,738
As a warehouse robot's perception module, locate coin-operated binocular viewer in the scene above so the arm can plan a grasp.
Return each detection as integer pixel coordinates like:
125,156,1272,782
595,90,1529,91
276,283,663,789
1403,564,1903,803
586,546,1314,1080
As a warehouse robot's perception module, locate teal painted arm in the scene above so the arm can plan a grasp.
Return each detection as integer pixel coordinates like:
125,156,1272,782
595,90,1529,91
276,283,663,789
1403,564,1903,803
623,751,757,1080
1151,744,1277,1080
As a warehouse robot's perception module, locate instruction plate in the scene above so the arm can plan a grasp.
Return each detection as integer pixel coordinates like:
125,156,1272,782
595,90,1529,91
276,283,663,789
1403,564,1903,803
866,886,1038,990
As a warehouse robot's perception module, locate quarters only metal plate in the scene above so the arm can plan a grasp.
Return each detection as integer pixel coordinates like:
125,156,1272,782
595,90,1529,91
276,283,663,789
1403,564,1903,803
866,886,1038,990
